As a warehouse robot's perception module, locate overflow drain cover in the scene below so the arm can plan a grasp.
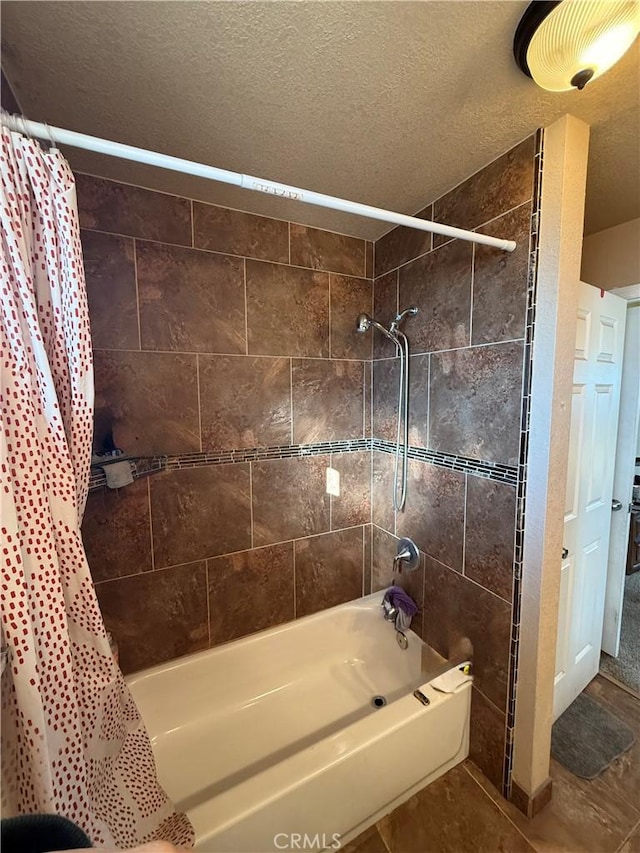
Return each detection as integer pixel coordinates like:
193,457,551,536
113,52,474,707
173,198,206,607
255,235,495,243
371,695,387,709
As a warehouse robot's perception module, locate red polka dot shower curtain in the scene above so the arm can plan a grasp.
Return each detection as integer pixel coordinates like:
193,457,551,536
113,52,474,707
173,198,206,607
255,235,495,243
0,127,194,846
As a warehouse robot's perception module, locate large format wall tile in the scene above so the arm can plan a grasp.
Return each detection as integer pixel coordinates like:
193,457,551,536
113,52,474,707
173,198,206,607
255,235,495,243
246,260,329,357
199,355,291,451
93,350,199,455
290,223,365,277
330,451,371,529
470,685,507,790
150,464,251,567
397,459,465,571
252,456,330,546
429,341,524,466
330,275,372,360
96,561,208,674
365,241,374,279
399,240,472,354
295,527,364,617
432,135,535,244
374,205,433,278
372,357,399,442
423,556,511,710
82,479,152,583
75,174,192,246
372,451,396,534
373,271,398,358
292,359,364,444
81,230,139,350
408,353,429,448
473,202,532,345
137,242,245,353
465,476,516,601
193,202,289,263
208,543,294,645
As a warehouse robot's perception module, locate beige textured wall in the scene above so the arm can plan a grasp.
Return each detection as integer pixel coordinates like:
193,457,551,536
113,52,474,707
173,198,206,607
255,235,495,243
581,218,640,289
513,115,590,797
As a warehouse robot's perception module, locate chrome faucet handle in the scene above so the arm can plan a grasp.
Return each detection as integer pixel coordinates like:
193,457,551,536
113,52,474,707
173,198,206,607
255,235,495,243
392,538,420,574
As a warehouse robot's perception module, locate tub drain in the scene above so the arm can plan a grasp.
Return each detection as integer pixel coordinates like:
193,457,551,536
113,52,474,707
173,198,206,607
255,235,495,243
371,695,387,709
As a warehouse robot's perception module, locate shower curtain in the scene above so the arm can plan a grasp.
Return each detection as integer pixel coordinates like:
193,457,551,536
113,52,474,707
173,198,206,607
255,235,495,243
0,126,193,847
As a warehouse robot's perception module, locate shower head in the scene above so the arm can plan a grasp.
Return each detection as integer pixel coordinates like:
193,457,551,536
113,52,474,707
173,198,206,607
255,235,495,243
356,313,372,333
356,313,397,343
390,306,419,334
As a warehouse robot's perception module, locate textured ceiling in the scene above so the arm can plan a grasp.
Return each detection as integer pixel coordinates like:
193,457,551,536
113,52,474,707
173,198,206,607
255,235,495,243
1,1,638,240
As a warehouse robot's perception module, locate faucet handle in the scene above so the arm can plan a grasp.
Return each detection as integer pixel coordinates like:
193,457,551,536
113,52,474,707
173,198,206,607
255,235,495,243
393,538,420,574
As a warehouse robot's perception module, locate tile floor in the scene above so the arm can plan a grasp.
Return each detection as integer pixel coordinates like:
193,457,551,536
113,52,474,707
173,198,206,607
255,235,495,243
345,676,640,853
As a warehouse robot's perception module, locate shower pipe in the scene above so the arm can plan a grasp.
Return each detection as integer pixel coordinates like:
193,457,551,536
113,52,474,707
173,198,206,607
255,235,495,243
1,114,517,252
357,310,416,512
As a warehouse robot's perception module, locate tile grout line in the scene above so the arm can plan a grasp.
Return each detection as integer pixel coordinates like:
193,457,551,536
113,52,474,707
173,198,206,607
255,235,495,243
147,477,155,571
376,825,393,853
249,461,254,550
328,273,332,358
93,344,396,363
292,539,297,619
195,354,203,452
76,172,370,242
461,763,535,850
190,198,195,248
469,243,475,345
288,222,291,265
373,197,534,279
289,358,294,445
80,225,365,277
94,521,372,585
205,560,211,648
426,353,431,449
361,524,365,597
132,238,142,350
615,817,640,853
362,361,366,440
462,473,468,575
372,335,526,362
243,258,249,355
329,451,333,532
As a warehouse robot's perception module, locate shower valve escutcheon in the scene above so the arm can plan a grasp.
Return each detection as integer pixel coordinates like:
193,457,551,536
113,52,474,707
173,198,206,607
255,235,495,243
393,538,420,574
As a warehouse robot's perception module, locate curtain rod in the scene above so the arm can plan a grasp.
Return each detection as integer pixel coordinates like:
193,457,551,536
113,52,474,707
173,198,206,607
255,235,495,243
2,115,517,252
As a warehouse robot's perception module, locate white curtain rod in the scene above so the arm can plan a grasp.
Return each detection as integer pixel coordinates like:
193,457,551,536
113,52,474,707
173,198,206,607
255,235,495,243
2,115,517,252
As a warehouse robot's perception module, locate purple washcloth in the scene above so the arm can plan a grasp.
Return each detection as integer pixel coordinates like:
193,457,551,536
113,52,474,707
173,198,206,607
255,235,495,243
385,585,418,617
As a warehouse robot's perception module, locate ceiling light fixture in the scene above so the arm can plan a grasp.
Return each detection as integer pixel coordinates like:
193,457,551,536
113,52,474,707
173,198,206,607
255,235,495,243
514,0,640,92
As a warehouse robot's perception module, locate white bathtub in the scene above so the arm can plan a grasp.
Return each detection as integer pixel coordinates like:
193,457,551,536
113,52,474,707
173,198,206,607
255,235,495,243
127,593,471,851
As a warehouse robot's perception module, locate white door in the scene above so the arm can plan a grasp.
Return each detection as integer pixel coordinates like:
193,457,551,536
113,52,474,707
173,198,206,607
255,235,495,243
602,296,640,656
554,283,627,720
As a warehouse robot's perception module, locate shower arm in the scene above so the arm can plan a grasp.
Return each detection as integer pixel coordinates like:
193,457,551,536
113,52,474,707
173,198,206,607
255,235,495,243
1,114,516,253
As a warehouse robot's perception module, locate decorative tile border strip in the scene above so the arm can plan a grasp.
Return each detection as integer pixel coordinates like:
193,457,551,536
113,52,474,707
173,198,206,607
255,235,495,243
88,434,516,492
502,127,545,800
372,438,518,485
88,438,371,491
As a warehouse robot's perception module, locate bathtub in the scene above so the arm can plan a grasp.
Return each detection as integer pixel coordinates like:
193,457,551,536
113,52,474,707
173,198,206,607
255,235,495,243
127,593,471,851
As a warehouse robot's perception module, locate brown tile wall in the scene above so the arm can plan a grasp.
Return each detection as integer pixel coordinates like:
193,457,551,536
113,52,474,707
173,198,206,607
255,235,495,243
80,134,537,797
78,174,373,674
371,135,536,793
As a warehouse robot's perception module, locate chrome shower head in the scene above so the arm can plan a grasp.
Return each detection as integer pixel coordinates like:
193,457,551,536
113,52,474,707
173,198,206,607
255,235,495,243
356,313,397,343
390,305,419,334
356,313,372,333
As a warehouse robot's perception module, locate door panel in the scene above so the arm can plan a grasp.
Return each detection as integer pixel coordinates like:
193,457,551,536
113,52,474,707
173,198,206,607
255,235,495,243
553,284,626,719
